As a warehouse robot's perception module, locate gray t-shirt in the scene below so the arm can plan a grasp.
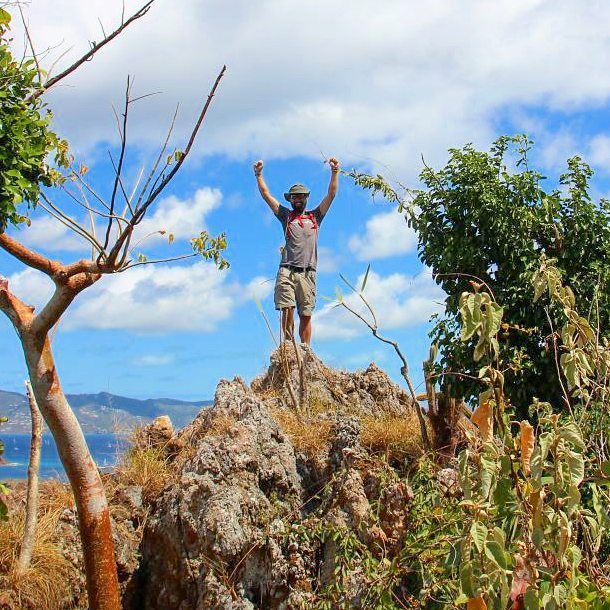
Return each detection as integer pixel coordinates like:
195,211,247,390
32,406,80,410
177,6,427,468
275,205,326,270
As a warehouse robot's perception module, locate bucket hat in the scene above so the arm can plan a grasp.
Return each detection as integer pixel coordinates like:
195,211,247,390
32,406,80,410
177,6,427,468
284,183,310,202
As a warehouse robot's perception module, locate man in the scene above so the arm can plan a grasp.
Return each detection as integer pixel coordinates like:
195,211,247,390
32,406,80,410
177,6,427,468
253,157,340,344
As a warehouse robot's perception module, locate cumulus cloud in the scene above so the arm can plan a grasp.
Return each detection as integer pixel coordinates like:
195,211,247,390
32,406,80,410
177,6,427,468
348,211,417,261
6,269,55,309
135,187,221,243
588,134,610,171
314,268,445,341
14,215,87,253
7,261,273,333
13,1,610,177
8,187,221,255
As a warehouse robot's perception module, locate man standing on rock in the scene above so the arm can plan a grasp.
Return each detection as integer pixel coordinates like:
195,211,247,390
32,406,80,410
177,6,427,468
253,157,340,345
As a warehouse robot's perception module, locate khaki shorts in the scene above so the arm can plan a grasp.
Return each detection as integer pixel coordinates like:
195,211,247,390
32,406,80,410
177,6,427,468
274,266,317,316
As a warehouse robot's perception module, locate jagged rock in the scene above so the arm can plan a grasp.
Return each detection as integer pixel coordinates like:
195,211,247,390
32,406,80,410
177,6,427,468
126,352,428,609
252,342,414,416
137,415,174,449
136,378,303,610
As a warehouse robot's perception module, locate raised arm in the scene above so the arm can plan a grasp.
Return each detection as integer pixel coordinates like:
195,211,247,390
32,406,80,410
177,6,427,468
253,160,281,215
318,157,340,216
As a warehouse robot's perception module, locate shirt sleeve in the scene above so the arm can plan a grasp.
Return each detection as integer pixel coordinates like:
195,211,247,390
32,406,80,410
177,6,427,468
275,205,290,231
312,205,326,225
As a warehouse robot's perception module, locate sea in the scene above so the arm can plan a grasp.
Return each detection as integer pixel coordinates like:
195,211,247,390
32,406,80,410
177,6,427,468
0,433,129,480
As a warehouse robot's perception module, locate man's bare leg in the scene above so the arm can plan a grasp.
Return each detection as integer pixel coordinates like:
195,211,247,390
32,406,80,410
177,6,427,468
282,307,295,341
299,315,312,345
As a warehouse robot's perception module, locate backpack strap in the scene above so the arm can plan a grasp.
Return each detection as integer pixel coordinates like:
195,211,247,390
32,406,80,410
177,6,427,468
286,210,318,239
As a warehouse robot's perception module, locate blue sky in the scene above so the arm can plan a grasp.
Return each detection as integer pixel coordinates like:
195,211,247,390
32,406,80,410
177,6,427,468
3,0,610,400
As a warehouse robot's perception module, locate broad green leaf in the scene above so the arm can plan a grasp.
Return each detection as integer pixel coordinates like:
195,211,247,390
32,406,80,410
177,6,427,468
460,562,476,598
485,540,507,569
470,521,488,553
524,588,539,610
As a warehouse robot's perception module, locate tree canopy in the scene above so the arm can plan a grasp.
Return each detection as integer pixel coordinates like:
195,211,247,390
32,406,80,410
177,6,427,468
0,8,67,230
352,135,610,412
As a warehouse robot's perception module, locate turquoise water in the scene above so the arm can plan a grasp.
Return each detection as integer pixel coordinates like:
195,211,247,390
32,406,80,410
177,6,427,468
0,434,129,480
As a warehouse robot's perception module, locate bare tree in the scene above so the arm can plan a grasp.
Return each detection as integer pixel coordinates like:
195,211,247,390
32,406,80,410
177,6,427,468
16,380,42,575
0,4,227,608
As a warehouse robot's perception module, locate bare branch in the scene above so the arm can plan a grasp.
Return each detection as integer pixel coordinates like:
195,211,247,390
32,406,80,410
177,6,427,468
134,104,179,212
0,275,34,333
0,232,59,277
120,252,198,271
103,76,132,253
109,65,226,264
38,193,106,256
138,65,226,214
28,0,155,101
17,4,42,83
338,293,432,451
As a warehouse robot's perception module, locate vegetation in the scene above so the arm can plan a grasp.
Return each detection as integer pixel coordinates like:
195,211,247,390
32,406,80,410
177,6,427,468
0,3,227,608
351,135,610,414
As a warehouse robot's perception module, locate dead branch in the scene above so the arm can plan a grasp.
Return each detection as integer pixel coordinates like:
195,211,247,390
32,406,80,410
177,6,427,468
28,0,155,101
16,380,43,574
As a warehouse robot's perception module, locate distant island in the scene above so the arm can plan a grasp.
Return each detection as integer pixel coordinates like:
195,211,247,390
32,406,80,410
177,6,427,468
0,389,212,433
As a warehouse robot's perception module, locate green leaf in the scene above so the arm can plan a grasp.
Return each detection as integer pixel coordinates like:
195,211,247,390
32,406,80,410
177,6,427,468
524,587,539,610
0,8,11,26
485,540,507,569
459,562,476,598
565,449,584,486
470,521,488,553
360,263,371,292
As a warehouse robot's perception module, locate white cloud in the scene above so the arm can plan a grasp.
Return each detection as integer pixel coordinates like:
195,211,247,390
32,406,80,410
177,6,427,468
7,261,273,333
12,1,610,178
6,269,55,310
317,246,340,273
588,135,610,171
314,268,444,341
14,215,90,253
135,187,221,243
132,354,175,366
348,211,417,261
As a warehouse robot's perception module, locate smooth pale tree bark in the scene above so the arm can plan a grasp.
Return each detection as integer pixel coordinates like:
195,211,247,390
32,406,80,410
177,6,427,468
0,266,121,609
0,54,226,608
16,380,43,574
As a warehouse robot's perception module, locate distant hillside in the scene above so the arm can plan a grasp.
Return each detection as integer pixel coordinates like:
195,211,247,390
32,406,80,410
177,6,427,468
0,390,211,434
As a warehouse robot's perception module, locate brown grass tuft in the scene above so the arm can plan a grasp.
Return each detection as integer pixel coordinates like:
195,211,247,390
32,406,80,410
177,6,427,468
270,407,332,458
0,506,77,610
113,444,172,502
360,412,428,460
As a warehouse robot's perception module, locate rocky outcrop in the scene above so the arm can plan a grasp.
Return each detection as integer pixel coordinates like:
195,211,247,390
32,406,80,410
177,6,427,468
129,343,424,609
134,378,303,610
252,342,413,416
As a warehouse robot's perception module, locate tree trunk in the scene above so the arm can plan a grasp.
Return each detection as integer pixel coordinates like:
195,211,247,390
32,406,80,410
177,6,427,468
16,380,43,574
22,332,120,610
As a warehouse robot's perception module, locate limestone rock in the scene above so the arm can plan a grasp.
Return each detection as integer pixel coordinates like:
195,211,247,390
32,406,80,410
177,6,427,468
136,378,303,610
252,342,414,416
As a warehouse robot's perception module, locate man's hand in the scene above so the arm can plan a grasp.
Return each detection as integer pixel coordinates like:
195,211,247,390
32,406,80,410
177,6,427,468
328,157,340,173
253,160,264,176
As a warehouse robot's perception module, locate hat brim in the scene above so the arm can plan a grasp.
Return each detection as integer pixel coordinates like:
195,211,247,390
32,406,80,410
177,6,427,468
284,192,310,202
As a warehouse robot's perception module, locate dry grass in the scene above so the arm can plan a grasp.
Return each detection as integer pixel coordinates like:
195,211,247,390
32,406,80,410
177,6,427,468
360,412,429,460
0,505,77,610
113,444,172,502
270,407,333,459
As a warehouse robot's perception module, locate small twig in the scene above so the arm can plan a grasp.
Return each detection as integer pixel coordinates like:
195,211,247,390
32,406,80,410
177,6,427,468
28,0,155,101
17,4,42,83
